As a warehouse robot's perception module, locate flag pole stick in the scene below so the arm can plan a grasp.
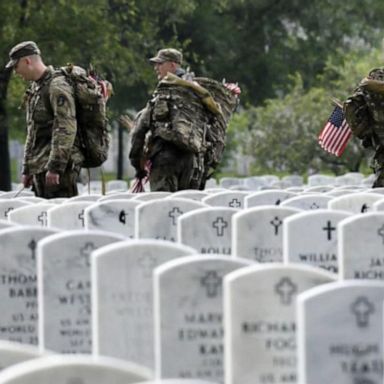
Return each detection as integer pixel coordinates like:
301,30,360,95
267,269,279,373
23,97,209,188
13,186,25,198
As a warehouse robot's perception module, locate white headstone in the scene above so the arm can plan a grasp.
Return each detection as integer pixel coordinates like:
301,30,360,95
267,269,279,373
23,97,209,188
136,198,206,241
245,190,297,208
219,177,243,189
283,210,351,274
85,200,141,238
233,206,301,262
131,192,171,202
372,197,384,211
154,255,252,381
0,226,57,345
339,212,384,279
280,194,332,210
224,264,335,384
297,281,384,384
328,192,383,213
66,194,102,203
8,204,55,227
307,175,335,186
37,230,124,353
0,355,152,384
47,202,93,230
0,341,47,371
167,191,209,201
0,220,15,230
98,192,135,202
92,240,197,369
202,192,248,209
178,207,239,255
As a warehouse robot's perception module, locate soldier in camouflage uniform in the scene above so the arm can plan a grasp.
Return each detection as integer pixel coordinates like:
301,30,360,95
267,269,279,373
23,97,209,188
6,41,83,198
344,67,384,187
129,48,200,192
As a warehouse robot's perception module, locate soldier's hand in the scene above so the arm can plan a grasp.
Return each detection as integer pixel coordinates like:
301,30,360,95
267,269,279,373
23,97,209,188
224,82,241,96
21,174,33,188
46,170,60,186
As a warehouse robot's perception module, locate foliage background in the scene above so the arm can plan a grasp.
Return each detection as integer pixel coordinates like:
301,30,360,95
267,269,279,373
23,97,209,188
1,0,384,188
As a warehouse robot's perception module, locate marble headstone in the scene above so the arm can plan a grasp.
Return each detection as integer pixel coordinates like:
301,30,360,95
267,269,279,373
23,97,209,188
85,200,141,238
37,230,123,353
338,212,384,279
0,355,152,383
224,264,335,384
136,198,206,241
0,226,57,345
283,210,351,273
232,206,301,262
92,240,197,370
297,281,384,384
178,207,239,255
154,255,252,382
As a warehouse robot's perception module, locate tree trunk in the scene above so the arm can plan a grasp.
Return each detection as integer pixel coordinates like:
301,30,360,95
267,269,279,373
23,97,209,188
0,69,12,191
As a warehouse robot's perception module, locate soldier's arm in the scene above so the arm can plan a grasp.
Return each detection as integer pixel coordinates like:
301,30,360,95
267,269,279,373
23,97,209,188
47,77,77,173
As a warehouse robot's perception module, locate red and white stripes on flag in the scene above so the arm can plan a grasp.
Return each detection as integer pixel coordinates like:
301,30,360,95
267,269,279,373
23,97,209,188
318,105,352,157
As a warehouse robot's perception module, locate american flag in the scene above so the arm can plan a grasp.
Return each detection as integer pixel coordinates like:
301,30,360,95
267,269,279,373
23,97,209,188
318,105,352,157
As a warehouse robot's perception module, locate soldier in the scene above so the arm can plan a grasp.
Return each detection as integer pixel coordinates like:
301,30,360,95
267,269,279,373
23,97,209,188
129,48,200,192
6,41,83,198
344,68,384,187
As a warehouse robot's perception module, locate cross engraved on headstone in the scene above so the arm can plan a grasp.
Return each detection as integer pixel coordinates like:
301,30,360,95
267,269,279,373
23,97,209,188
310,203,319,209
201,270,221,298
78,210,85,227
212,217,228,237
168,207,184,226
28,239,37,261
119,210,127,224
37,211,47,226
4,207,13,218
270,216,283,236
322,220,336,241
275,277,297,305
138,253,157,277
229,198,241,208
361,204,369,213
350,296,374,328
377,224,384,244
79,242,96,267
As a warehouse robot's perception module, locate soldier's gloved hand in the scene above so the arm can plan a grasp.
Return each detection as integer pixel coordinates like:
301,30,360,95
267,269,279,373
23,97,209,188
135,169,148,179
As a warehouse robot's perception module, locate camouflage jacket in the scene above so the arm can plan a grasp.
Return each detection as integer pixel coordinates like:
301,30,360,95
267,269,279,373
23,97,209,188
22,66,83,175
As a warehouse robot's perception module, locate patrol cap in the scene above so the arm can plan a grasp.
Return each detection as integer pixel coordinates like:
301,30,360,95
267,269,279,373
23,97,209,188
149,48,182,64
5,41,41,69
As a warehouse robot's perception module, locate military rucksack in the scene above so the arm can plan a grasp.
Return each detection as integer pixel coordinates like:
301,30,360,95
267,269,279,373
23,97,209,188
344,67,384,145
151,74,238,170
59,64,111,168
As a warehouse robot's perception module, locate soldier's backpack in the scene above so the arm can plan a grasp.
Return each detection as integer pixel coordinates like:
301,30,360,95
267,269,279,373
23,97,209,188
152,73,238,170
344,67,384,145
59,64,111,168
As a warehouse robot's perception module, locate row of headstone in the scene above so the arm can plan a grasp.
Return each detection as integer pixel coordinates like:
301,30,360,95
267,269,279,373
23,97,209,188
2,220,384,383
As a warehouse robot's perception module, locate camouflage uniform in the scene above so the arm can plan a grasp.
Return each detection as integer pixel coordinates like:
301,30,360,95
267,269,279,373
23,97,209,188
129,68,203,192
23,67,84,198
344,68,384,188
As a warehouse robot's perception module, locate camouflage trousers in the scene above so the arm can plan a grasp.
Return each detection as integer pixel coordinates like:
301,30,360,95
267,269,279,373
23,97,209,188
372,148,384,188
32,167,79,198
149,148,201,192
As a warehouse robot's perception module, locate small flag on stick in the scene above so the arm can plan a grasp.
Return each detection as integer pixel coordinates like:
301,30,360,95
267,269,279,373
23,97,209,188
318,102,352,157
